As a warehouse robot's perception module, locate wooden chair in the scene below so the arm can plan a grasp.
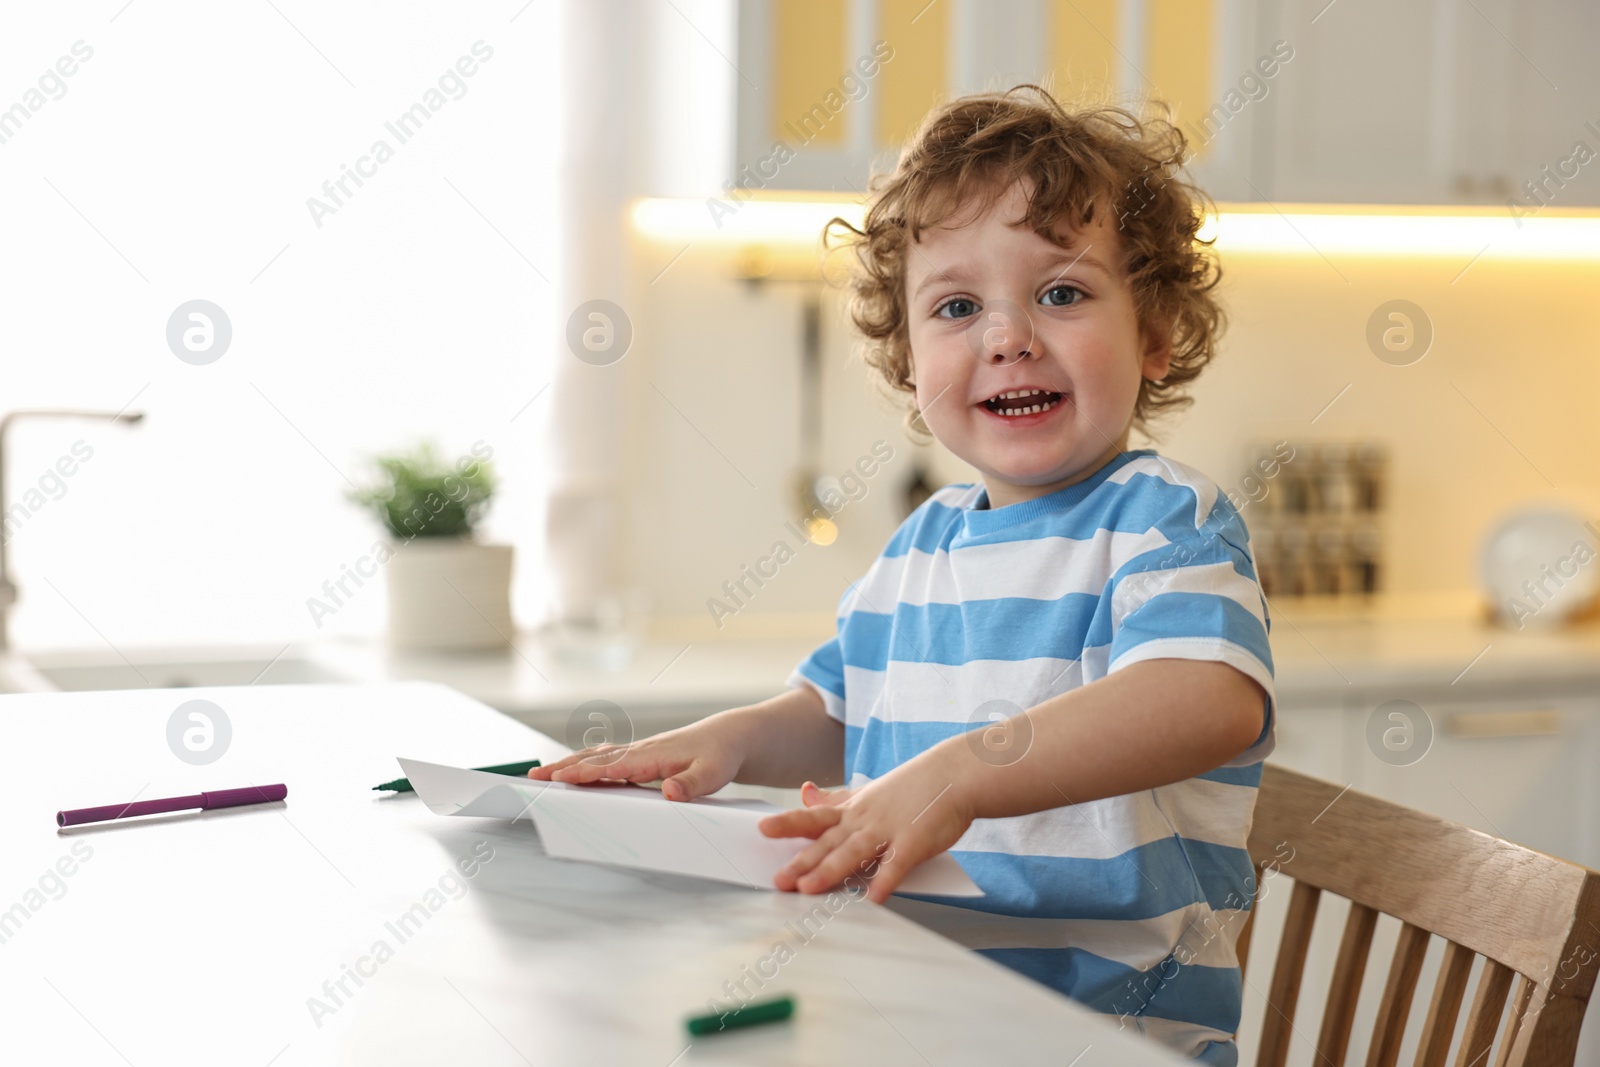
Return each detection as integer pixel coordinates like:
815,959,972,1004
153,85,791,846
1236,763,1600,1067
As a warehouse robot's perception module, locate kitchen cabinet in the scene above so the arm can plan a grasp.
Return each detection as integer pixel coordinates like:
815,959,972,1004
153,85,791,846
1259,697,1345,780
734,0,1269,197
1253,0,1446,203
1259,0,1600,207
734,0,1600,206
1489,0,1600,212
1347,685,1600,868
732,0,887,195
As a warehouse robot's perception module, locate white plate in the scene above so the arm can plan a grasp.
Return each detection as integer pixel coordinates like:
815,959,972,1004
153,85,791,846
1479,505,1600,629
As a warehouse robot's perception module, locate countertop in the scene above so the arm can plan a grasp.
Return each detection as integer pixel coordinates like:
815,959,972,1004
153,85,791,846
0,681,1186,1066
9,595,1600,735
296,596,1600,733
1260,603,1600,695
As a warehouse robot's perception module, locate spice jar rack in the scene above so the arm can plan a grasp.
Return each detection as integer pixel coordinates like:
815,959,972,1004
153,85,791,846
1234,440,1389,599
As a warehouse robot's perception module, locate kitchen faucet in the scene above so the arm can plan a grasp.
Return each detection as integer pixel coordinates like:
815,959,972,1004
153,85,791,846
0,409,145,652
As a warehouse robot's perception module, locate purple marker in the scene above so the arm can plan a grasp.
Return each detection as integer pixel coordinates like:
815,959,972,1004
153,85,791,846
57,784,288,827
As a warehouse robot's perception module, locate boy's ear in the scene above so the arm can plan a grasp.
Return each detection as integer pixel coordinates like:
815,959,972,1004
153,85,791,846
1140,316,1175,382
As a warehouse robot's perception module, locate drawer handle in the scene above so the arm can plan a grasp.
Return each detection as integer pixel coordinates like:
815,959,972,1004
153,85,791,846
1442,709,1561,738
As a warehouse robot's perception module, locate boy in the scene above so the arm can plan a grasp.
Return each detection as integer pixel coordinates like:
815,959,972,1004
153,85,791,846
532,85,1274,1064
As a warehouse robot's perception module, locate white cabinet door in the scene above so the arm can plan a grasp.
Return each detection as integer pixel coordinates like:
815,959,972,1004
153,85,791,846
1433,0,1518,203
1178,0,1277,204
1263,698,1346,780
1347,687,1600,869
1428,0,1600,207
1492,0,1600,211
1261,0,1453,203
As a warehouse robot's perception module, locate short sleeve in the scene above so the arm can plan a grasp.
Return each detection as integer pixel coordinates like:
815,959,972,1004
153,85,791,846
785,490,962,727
1107,510,1276,766
788,635,846,723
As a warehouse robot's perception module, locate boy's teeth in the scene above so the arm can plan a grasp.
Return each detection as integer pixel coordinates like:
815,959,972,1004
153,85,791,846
990,396,1060,416
983,387,1063,415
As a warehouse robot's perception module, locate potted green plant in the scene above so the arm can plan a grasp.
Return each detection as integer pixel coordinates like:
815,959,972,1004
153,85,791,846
347,441,513,651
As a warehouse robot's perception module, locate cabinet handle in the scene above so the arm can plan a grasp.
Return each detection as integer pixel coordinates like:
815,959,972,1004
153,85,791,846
1442,709,1561,738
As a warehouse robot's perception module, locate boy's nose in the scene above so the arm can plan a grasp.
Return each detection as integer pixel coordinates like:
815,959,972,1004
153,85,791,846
970,299,1037,365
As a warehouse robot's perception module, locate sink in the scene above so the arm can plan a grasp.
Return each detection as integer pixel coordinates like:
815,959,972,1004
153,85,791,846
2,647,350,693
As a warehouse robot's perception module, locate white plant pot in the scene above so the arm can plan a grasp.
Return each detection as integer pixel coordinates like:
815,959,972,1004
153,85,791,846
385,538,514,651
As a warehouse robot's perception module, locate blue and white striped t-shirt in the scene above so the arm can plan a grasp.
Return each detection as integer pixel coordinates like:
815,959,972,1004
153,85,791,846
788,449,1275,1066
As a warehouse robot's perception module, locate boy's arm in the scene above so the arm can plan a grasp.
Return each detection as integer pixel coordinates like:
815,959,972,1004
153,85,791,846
758,658,1265,902
726,682,846,788
953,657,1264,819
529,681,843,799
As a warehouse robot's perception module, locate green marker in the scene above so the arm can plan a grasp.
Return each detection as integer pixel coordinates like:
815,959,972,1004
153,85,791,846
372,759,542,793
685,994,795,1036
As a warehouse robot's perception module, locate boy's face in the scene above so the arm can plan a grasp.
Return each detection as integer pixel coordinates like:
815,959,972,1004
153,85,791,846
903,180,1172,509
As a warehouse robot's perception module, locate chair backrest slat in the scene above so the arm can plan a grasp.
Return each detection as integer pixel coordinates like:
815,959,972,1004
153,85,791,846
1241,764,1600,1067
1505,978,1592,1065
1316,902,1378,1064
1415,940,1475,1067
1365,922,1431,1067
1257,879,1322,1067
1493,977,1535,1067
1238,861,1266,986
1453,958,1513,1067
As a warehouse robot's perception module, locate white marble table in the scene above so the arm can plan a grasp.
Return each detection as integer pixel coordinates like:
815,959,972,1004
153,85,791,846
0,681,1186,1066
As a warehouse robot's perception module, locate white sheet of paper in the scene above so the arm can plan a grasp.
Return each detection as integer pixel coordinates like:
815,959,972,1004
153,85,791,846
397,758,982,898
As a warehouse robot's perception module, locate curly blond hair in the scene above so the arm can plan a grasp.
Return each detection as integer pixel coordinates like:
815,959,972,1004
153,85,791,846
826,84,1224,440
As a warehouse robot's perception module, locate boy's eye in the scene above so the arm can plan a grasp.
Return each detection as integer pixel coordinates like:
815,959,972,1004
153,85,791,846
1040,285,1084,307
936,298,979,320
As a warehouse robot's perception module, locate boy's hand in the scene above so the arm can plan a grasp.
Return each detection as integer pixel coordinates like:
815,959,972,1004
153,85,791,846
757,748,973,904
527,719,743,801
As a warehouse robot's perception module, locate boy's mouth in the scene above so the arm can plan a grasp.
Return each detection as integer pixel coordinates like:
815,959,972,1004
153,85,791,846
980,388,1065,417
